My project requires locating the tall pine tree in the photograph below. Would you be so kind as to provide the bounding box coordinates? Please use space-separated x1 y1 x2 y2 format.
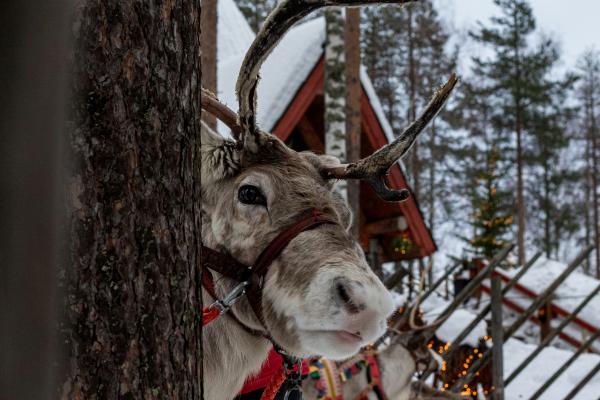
577 49 600 277
234 0 277 32
470 0 566 265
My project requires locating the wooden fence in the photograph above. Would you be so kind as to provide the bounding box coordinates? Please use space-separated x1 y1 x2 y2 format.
396 244 600 399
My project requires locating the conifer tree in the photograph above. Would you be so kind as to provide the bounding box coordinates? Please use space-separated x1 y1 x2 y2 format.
528 66 578 258
470 0 565 265
577 49 600 277
233 0 277 32
467 146 514 259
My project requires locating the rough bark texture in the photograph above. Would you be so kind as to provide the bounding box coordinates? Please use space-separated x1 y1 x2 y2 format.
60 1 202 398
345 8 361 239
201 0 218 130
325 9 348 201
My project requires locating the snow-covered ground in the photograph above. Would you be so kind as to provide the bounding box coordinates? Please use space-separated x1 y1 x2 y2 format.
504 338 600 400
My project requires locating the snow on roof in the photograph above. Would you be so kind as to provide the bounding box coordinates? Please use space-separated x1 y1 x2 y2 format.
217 0 254 63
501 256 600 329
215 0 396 143
504 338 600 400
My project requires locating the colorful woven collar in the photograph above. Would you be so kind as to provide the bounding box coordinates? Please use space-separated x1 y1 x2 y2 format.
307 351 387 400
308 358 343 400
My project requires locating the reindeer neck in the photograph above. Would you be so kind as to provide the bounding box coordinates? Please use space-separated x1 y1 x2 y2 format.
375 345 415 400
202 286 272 400
201 211 273 400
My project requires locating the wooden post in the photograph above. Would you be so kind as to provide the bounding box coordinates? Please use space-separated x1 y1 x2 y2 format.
450 246 594 392
529 327 600 400
538 298 553 341
201 0 218 130
0 2 68 398
384 263 408 290
345 7 361 239
491 276 505 400
505 282 600 386
561 360 600 400
369 237 382 278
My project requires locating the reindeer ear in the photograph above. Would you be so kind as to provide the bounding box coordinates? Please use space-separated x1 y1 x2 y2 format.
302 152 342 190
201 121 241 183
302 152 354 231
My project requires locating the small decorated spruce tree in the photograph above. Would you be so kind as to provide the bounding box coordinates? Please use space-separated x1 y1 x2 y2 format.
467 145 513 259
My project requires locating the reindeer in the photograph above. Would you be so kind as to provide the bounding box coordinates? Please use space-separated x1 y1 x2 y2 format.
200 1 458 399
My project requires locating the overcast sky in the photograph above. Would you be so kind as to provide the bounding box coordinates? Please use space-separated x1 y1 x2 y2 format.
435 0 600 73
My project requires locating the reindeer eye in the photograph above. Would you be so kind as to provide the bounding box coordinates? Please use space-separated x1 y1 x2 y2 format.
238 185 266 206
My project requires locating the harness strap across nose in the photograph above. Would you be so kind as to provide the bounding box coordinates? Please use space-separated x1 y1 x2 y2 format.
201 209 337 333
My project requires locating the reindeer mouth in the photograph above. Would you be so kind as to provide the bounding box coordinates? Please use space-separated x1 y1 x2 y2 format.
307 329 364 344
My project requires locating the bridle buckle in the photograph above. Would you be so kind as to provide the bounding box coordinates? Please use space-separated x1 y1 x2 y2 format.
208 281 250 315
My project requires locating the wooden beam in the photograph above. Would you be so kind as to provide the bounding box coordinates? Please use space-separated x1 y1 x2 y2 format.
345 7 361 239
201 0 218 130
296 116 324 153
491 276 505 400
365 216 408 236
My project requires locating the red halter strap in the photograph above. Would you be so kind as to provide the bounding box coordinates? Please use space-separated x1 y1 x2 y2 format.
201 209 337 331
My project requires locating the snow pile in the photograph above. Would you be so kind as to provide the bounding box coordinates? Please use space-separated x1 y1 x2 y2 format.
504 338 600 399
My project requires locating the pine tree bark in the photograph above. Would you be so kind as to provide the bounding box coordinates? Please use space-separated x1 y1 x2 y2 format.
60 1 202 398
201 0 218 130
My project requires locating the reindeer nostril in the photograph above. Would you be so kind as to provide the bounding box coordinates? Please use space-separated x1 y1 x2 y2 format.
336 282 360 314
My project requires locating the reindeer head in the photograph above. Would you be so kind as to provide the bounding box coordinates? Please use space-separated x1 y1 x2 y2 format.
201 0 457 360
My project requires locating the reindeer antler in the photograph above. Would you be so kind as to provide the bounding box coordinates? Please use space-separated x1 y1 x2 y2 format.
321 73 458 201
235 0 417 147
202 0 458 203
201 88 242 140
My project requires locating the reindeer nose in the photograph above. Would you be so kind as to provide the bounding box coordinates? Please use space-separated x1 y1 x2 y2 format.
334 279 363 314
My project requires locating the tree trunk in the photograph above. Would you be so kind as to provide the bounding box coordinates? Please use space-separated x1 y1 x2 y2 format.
201 0 218 130
543 161 551 257
345 8 361 239
516 120 526 265
589 92 600 278
325 9 348 201
60 1 202 398
584 137 592 274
